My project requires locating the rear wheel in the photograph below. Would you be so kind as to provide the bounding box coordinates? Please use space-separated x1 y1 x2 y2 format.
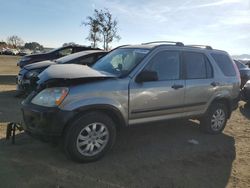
64 112 116 163
200 103 228 134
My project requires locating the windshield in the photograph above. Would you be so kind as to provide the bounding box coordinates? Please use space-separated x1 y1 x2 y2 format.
92 48 150 77
48 46 63 53
55 51 91 64
55 52 83 64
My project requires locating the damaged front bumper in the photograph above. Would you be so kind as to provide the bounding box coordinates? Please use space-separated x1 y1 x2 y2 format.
21 99 75 138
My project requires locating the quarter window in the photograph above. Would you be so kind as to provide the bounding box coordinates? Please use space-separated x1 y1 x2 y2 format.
146 51 180 81
211 53 236 76
205 58 213 78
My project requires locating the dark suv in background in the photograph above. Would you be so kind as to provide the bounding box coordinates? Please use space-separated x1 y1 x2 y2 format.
234 60 250 102
234 60 250 88
17 44 99 68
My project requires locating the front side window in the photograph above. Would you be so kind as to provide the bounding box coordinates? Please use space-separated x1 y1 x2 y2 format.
92 48 150 77
146 51 180 81
183 52 211 79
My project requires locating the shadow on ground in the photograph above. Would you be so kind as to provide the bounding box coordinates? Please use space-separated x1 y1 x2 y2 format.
0 120 235 188
239 102 250 120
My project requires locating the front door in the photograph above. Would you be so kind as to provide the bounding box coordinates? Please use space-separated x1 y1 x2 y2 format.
129 50 185 124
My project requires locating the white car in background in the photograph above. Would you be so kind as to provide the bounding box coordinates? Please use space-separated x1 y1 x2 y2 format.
18 49 32 56
0 48 7 55
4 48 19 55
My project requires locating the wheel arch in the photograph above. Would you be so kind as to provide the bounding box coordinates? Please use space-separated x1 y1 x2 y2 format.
62 104 127 137
210 97 232 118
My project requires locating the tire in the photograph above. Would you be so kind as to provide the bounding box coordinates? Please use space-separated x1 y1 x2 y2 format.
64 112 116 163
200 103 228 134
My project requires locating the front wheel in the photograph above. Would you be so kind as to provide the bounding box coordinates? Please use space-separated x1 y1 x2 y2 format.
200 103 228 134
64 112 116 163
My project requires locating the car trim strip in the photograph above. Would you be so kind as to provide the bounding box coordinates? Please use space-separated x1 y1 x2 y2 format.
131 102 206 114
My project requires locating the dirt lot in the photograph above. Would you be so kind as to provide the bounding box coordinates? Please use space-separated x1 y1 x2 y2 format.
0 55 20 74
0 56 250 188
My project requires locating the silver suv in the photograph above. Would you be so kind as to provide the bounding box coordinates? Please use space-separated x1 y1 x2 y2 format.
22 41 241 162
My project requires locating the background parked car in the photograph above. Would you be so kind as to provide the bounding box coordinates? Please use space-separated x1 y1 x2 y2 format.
242 80 250 104
234 60 250 103
246 61 250 68
234 60 250 88
0 48 4 55
3 48 19 55
17 44 100 68
18 49 32 56
16 50 107 96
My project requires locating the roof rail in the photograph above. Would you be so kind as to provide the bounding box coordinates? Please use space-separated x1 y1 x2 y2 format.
186 45 213 50
142 41 184 46
109 44 130 51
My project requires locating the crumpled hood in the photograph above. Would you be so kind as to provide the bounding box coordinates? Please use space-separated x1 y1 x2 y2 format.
38 64 116 84
24 60 56 70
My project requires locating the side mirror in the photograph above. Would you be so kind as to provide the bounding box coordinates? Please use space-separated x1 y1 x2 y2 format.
135 70 158 83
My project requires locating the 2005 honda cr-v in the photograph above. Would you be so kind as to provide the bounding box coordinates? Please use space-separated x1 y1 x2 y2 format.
22 41 240 162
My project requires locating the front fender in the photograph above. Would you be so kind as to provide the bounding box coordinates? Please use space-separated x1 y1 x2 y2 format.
59 97 128 126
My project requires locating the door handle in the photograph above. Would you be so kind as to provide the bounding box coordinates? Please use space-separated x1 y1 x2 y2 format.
211 81 220 87
171 84 184 89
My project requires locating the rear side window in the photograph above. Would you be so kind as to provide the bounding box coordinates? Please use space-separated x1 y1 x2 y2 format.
183 52 213 79
211 53 236 76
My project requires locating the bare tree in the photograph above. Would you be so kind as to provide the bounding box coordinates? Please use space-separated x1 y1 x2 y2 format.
7 35 24 48
82 11 102 48
96 9 121 50
83 9 121 50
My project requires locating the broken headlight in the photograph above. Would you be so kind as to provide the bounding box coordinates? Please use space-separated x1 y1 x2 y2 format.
31 87 69 107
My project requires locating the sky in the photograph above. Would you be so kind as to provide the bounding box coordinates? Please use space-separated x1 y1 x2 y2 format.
0 0 249 55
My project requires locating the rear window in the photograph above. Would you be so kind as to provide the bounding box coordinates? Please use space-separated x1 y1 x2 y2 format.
211 53 236 76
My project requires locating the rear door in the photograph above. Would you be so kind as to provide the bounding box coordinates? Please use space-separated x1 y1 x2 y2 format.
183 51 214 113
129 50 185 123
